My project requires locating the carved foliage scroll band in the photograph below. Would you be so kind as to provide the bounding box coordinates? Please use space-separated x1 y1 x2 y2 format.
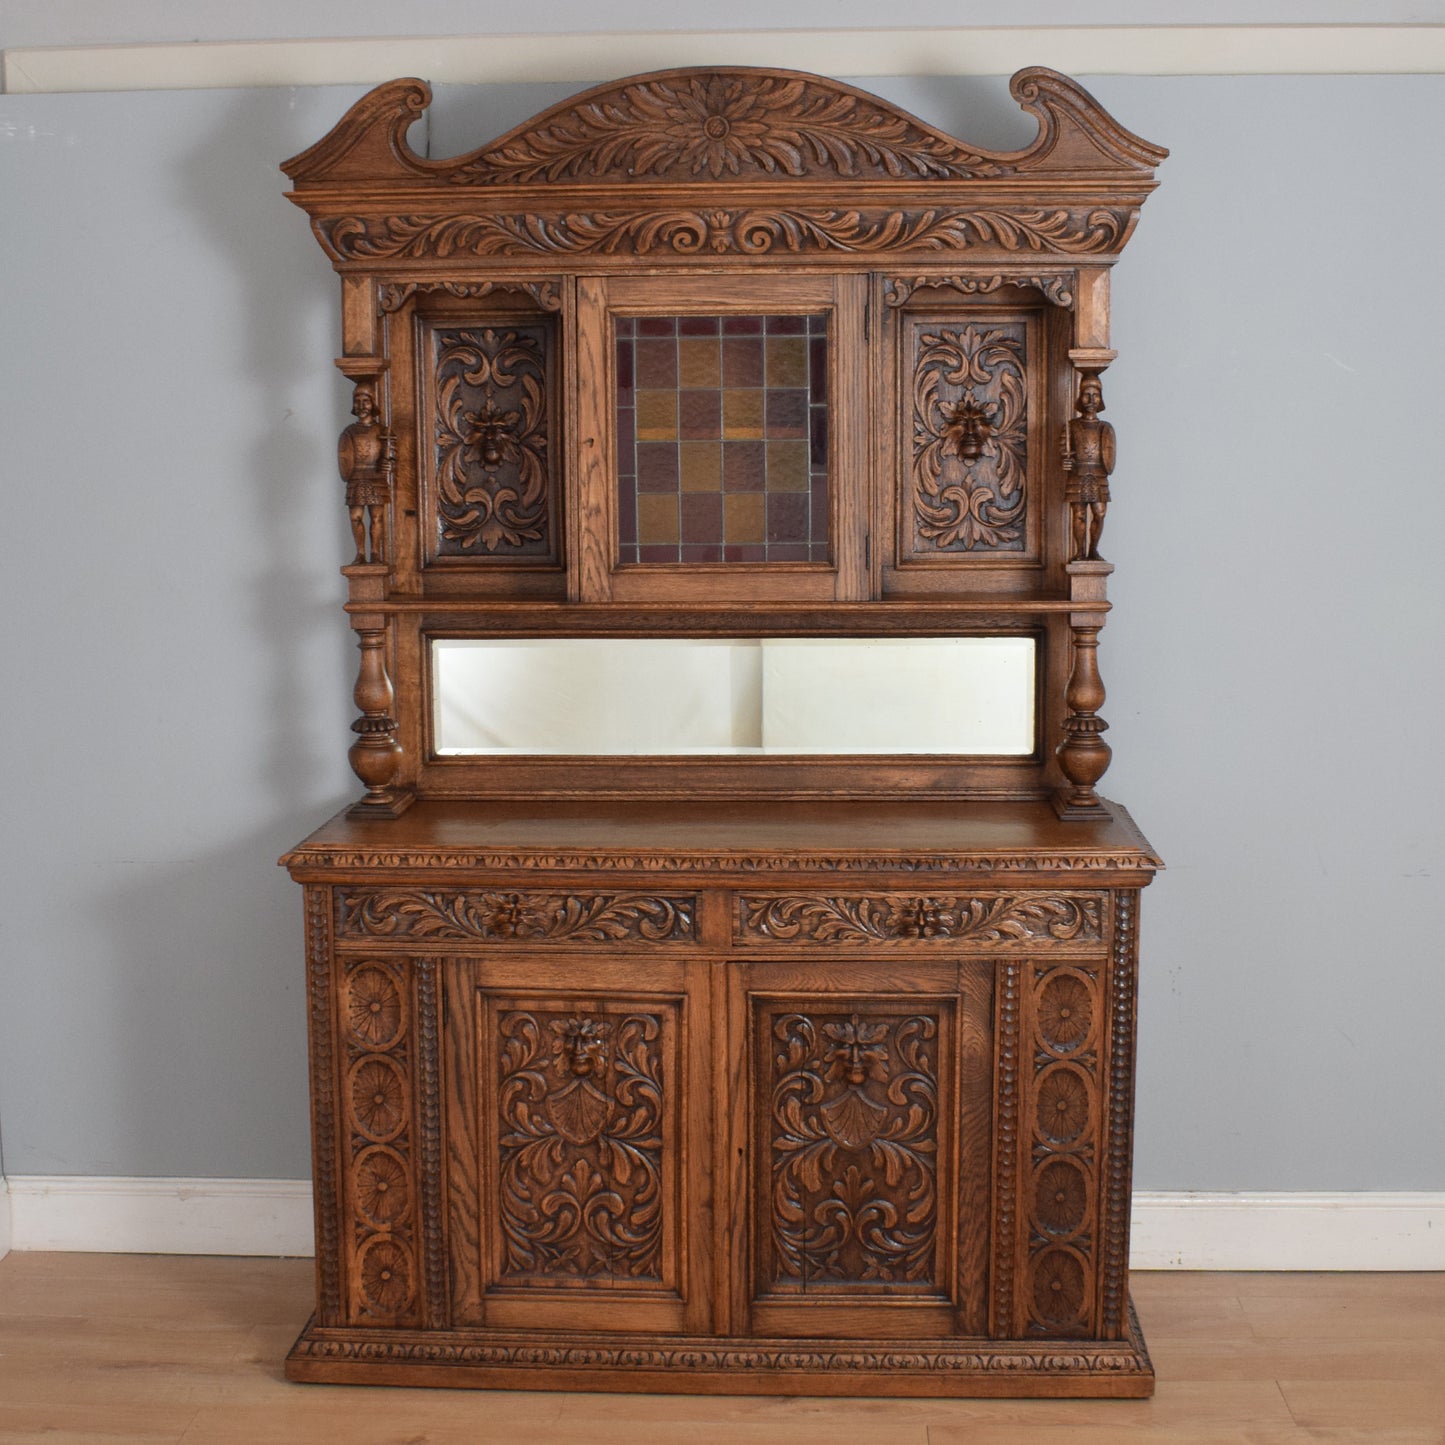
433 324 555 559
911 321 1028 553
493 1004 670 1285
320 207 1130 261
338 889 695 944
739 893 1102 947
763 1004 946 1293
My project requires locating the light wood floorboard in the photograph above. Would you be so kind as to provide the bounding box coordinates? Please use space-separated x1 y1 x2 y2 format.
0 1255 1441 1443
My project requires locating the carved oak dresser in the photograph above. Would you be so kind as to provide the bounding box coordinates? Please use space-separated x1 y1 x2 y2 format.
280 66 1167 1396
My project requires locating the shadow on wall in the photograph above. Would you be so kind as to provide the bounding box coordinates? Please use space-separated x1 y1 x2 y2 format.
174 85 361 809
85 88 368 1179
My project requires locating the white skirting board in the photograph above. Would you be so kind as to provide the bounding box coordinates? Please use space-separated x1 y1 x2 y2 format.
2 1177 1444 1269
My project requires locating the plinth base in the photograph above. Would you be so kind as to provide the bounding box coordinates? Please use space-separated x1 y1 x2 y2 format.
286 1299 1154 1398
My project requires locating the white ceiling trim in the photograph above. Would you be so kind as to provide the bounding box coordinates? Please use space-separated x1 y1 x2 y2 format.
4 25 1445 93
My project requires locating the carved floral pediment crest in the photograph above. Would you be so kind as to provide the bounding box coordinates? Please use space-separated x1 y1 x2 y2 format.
282 66 1168 192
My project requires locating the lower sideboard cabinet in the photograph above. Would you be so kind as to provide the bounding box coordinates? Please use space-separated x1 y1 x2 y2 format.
282 799 1159 1396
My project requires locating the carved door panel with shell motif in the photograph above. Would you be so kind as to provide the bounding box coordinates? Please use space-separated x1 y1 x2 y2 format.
732 960 993 1340
447 955 713 1336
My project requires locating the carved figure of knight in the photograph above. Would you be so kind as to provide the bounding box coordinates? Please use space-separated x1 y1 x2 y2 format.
1063 373 1115 561
338 382 394 563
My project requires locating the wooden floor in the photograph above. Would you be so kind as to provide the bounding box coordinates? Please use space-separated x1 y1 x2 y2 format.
0 1255 1441 1443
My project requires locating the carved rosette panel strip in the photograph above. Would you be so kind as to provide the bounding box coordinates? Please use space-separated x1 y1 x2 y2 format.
490 1001 674 1287
340 958 420 1325
760 1003 949 1294
1023 962 1104 1338
909 320 1028 554
738 893 1102 947
320 206 1130 262
432 324 557 560
338 889 695 944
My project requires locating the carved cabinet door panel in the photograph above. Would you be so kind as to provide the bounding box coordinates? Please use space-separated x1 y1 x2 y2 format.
728 958 993 1340
445 954 713 1336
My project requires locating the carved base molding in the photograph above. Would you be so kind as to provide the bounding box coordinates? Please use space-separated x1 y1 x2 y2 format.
285 1302 1154 1397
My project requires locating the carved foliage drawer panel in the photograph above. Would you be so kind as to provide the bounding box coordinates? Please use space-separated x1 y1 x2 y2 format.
735 891 1105 949
336 887 697 947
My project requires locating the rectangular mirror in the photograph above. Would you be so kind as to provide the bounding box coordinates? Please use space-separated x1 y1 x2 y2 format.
433 637 1034 756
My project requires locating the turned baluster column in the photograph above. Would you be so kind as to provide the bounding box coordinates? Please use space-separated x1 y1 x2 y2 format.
1054 578 1112 818
346 620 405 812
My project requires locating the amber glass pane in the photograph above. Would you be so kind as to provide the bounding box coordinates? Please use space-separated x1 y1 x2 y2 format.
616 315 828 564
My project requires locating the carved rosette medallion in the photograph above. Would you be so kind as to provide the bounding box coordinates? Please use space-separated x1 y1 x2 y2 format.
739 893 1102 946
338 889 695 944
493 1006 670 1285
340 958 420 1324
763 1007 945 1291
1025 963 1104 1336
451 73 1011 185
910 321 1028 553
433 325 555 559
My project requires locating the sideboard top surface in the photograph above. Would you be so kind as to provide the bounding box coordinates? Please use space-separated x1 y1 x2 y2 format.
281 796 1160 878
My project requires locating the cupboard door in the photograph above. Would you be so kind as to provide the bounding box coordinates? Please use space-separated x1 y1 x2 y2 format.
729 959 993 1339
447 954 712 1335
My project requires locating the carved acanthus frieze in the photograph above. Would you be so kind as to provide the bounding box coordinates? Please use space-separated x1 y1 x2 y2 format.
448 73 1012 185
379 279 562 312
886 273 1075 308
495 1009 667 1282
434 326 552 557
320 206 1130 261
739 893 1102 946
911 322 1028 552
766 1010 941 1289
338 889 695 943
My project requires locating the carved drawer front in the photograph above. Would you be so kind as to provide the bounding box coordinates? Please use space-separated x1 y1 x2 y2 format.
738 960 991 1340
335 888 697 946
736 892 1104 949
452 960 709 1336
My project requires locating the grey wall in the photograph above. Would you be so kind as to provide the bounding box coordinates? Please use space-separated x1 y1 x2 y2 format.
2 70 1442 1187
6 2 1445 52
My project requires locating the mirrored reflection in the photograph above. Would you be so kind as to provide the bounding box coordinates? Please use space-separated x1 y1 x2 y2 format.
433 637 1034 756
